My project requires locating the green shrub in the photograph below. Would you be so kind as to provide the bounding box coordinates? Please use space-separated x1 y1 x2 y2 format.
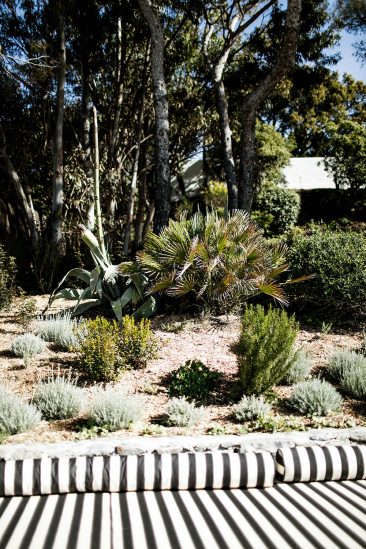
0 245 17 310
119 315 157 368
138 210 289 314
287 230 366 317
168 360 220 401
252 183 300 236
88 390 142 431
234 395 272 421
0 388 41 434
282 350 312 385
235 305 299 395
10 333 46 366
76 317 123 382
35 312 77 350
166 397 204 427
33 372 83 420
14 297 37 330
290 379 343 416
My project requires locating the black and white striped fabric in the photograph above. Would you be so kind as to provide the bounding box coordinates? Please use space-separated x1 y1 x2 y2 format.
276 445 366 483
1 480 366 548
0 451 275 496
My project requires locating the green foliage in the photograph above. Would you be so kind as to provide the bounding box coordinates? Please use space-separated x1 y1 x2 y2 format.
47 225 156 321
88 390 143 431
324 120 366 190
139 210 290 314
252 183 300 236
282 350 312 385
0 388 41 434
234 395 272 421
76 317 123 382
166 397 204 427
33 372 83 420
287 230 366 317
10 333 46 365
35 312 77 350
169 359 220 402
255 122 292 186
0 245 17 310
290 379 343 416
204 180 227 214
14 297 37 330
236 305 299 395
119 315 157 369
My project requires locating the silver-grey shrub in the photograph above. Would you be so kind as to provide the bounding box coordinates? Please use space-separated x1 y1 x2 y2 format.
234 395 272 421
290 379 343 416
35 313 77 350
340 363 366 399
33 372 83 420
166 397 204 427
11 333 45 364
89 390 142 431
283 350 312 385
328 349 366 382
0 388 41 434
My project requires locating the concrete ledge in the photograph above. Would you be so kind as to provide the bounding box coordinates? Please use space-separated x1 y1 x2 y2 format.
0 428 365 461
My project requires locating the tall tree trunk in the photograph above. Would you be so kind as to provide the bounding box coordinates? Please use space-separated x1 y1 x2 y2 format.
0 125 39 248
51 3 66 248
238 0 302 211
213 62 238 211
138 0 171 234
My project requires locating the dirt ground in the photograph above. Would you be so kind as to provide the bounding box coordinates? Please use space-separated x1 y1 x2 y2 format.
0 296 365 445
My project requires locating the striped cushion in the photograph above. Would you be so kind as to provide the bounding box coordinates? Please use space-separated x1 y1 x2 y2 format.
276 445 366 483
0 451 275 496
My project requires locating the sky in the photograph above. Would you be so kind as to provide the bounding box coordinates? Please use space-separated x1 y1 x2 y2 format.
336 30 365 82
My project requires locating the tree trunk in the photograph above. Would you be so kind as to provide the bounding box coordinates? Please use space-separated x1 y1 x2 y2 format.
238 108 256 211
213 63 238 211
51 4 66 248
138 0 171 234
238 0 302 211
0 126 39 248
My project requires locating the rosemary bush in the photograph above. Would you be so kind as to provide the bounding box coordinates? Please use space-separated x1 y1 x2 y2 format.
236 304 299 395
234 395 272 421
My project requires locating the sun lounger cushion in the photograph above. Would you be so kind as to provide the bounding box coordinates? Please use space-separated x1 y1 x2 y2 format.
0 451 275 496
275 445 366 483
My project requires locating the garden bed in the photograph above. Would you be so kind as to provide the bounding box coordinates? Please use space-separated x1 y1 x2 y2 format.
0 295 365 446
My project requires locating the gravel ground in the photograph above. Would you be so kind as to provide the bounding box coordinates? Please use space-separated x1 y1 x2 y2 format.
0 296 365 445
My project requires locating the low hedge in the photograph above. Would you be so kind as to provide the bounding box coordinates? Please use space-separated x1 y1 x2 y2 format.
287 229 366 318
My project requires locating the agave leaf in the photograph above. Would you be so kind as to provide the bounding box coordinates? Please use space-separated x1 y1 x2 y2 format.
45 268 91 312
131 287 141 305
90 267 101 295
132 296 156 320
110 297 124 321
72 299 103 317
128 272 144 298
79 224 110 269
50 288 85 302
120 286 134 308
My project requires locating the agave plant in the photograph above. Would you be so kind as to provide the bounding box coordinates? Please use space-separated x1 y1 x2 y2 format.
138 210 292 313
45 225 155 320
